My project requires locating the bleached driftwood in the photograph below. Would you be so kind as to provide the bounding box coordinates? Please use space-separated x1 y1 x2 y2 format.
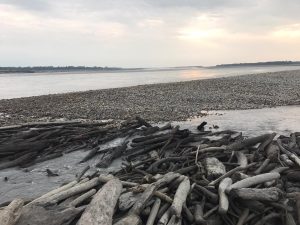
170 177 190 217
113 214 141 225
218 178 232 214
227 172 280 192
77 179 122 225
43 177 100 205
146 198 161 225
231 187 282 201
0 199 24 225
16 204 85 225
69 189 96 207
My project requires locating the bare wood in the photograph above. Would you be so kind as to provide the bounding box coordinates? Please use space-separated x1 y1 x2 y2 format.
16 204 85 225
170 177 190 217
277 139 300 167
208 162 256 186
226 134 271 151
194 203 206 225
193 184 218 203
218 178 232 214
146 198 161 225
231 187 282 201
0 199 23 225
41 177 100 205
113 214 141 225
69 189 96 207
227 172 280 192
30 180 78 204
235 152 248 167
237 208 249 225
158 207 171 225
77 179 122 225
99 174 173 203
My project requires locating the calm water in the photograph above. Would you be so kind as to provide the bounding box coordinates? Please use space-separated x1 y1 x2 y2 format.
1 65 300 99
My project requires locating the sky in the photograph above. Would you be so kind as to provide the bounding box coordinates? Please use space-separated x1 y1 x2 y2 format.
0 0 300 67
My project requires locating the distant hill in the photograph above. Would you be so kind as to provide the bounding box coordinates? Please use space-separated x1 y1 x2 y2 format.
213 61 300 68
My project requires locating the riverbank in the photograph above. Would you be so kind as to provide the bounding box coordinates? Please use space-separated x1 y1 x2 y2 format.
0 70 300 126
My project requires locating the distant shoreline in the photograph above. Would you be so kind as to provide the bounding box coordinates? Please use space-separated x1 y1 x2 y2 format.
0 69 299 126
1 61 300 74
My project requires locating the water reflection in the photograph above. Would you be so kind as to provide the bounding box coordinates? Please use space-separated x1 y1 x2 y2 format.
176 105 300 136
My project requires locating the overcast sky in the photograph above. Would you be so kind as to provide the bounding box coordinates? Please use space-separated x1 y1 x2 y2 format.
1 0 300 67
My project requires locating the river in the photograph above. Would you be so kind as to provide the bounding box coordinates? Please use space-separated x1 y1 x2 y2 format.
1 65 300 99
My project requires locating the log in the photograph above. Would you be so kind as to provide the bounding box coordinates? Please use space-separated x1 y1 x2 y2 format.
226 134 271 151
218 178 232 214
146 198 161 225
113 214 141 225
227 172 280 192
69 189 96 207
16 204 85 225
39 177 100 205
0 152 37 170
0 199 23 225
208 162 256 186
194 203 206 225
170 177 190 217
30 180 78 204
158 207 171 225
277 139 300 167
231 187 282 201
77 179 122 225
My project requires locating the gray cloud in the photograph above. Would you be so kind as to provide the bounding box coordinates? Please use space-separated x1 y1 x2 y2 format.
0 0 300 67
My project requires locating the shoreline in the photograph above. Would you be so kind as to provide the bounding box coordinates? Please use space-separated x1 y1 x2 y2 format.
0 70 300 126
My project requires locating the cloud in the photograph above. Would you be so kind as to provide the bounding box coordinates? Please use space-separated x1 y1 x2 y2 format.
0 0 300 66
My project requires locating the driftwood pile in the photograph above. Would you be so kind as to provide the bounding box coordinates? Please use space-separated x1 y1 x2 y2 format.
1 117 300 225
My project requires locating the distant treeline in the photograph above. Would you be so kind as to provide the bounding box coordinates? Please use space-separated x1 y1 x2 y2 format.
214 61 300 68
0 66 122 74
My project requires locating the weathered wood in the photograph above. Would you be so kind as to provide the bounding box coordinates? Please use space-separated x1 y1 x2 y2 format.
69 189 96 207
231 187 282 201
77 179 122 225
113 214 141 225
194 203 206 225
146 198 161 225
218 178 232 214
16 204 85 225
227 172 280 192
0 199 23 225
208 162 256 186
30 180 78 205
170 177 190 217
226 134 271 151
40 177 100 205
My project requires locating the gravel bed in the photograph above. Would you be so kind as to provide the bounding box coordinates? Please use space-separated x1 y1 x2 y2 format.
0 70 300 126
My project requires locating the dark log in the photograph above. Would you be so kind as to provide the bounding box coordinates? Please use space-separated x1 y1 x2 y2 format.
0 152 37 170
226 133 271 151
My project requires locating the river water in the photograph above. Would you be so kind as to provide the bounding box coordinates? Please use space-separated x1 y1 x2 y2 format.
1 65 300 99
